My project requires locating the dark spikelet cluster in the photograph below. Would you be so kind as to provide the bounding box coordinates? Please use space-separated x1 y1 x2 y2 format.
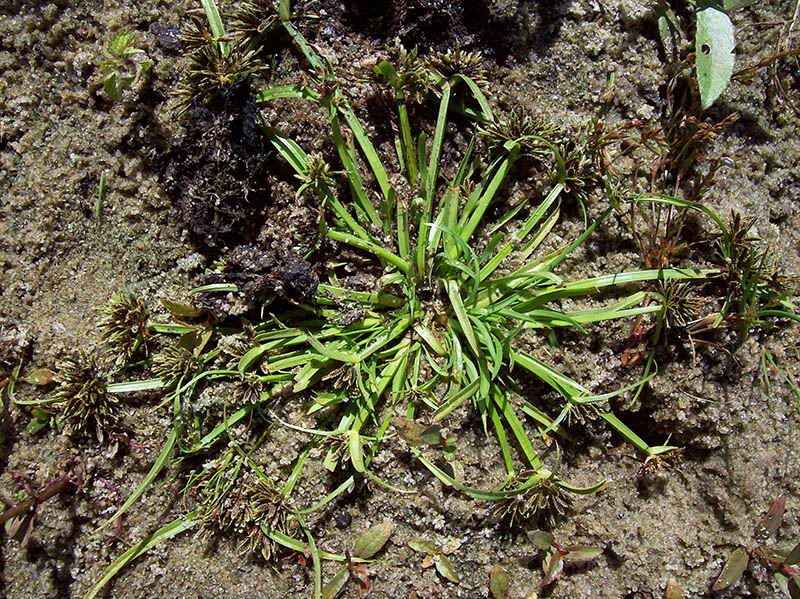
176 13 267 115
152 345 199 386
193 461 297 562
238 478 297 560
494 475 571 527
428 44 487 88
479 107 560 157
295 151 335 199
376 43 430 103
52 352 119 441
660 281 702 331
98 291 149 365
229 0 281 43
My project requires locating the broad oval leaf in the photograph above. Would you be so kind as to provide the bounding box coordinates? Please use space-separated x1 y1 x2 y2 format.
348 431 365 473
161 298 205 319
755 494 785 538
435 553 460 583
784 541 800 567
392 416 427 446
408 540 438 555
722 0 758 10
420 424 445 446
527 530 555 551
489 564 510 599
353 521 394 559
712 546 748 591
695 4 735 109
563 545 603 563
789 576 800 599
25 368 55 386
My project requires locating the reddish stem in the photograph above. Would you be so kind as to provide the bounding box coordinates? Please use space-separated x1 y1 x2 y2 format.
0 477 73 525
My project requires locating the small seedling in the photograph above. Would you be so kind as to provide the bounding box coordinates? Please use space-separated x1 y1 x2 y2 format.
408 538 461 583
527 529 603 589
100 31 152 101
322 521 394 598
1 476 75 547
666 577 684 599
392 416 458 460
712 495 800 595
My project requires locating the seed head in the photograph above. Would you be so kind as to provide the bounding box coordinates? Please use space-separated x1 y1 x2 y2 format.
52 351 119 441
152 345 199 386
98 291 149 365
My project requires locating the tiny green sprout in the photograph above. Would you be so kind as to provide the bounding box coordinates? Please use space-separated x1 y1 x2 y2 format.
98 290 150 365
100 31 152 101
408 538 461 583
712 494 800 594
26 407 53 435
51 351 120 441
526 529 603 589
322 521 394 598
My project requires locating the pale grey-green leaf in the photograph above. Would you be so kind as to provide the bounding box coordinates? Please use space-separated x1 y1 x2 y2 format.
696 6 735 109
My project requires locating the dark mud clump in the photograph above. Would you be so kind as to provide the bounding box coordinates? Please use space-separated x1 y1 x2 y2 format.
337 0 567 57
161 80 272 251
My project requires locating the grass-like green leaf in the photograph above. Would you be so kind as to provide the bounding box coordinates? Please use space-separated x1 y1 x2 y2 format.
84 511 199 599
353 521 394 559
712 546 748 591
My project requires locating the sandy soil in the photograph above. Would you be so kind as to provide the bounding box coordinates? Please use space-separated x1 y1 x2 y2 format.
1 1 799 598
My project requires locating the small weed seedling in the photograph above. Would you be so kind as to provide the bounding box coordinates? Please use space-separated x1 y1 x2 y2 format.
100 31 152 101
488 564 511 599
1 476 75 547
321 521 394 599
712 495 800 595
527 529 603 589
408 538 461 583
